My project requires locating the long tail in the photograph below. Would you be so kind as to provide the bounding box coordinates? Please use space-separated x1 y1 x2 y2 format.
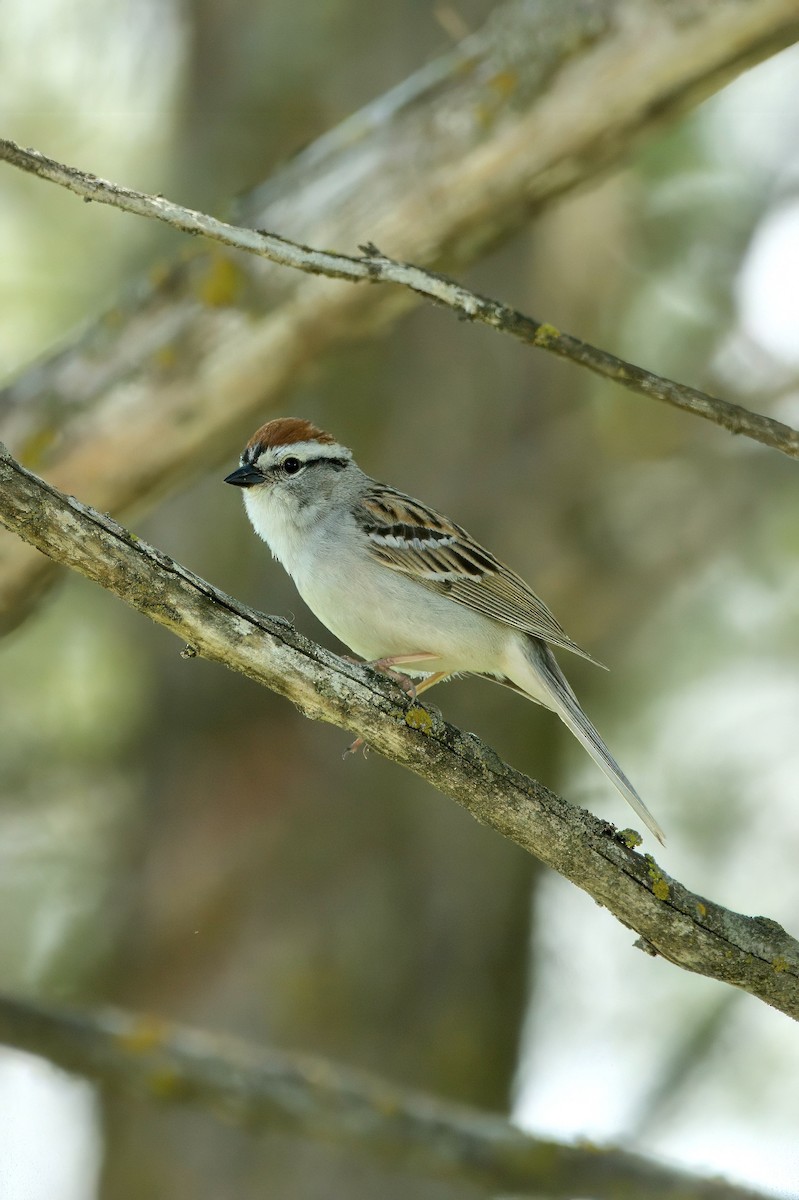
508 639 666 846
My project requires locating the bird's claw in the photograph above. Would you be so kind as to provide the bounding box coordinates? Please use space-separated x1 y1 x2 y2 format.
343 736 369 759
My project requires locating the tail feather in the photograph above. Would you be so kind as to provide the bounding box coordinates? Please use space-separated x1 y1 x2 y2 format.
512 640 666 846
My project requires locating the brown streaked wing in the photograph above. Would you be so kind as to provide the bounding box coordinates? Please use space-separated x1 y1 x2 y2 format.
358 487 599 663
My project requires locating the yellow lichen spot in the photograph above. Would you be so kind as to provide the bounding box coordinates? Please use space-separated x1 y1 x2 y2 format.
488 69 518 98
405 706 433 734
645 855 670 902
152 344 179 372
535 323 560 346
619 828 642 849
148 1068 183 1099
772 956 789 974
696 902 707 918
197 254 245 307
117 1015 169 1055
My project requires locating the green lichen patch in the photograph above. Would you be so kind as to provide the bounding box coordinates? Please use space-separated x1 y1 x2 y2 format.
148 1067 184 1100
645 855 670 902
117 1015 169 1055
619 827 642 849
534 322 560 346
197 253 245 307
405 706 433 734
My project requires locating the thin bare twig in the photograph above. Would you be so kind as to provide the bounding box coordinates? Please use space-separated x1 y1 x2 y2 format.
1 442 798 1019
0 992 775 1200
2 137 797 461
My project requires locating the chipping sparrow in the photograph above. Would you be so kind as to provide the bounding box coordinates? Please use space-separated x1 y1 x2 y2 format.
225 417 665 845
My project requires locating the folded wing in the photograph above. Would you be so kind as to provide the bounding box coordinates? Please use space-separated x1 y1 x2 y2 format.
358 486 600 664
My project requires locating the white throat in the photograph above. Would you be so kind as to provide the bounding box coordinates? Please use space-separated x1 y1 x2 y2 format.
242 486 307 573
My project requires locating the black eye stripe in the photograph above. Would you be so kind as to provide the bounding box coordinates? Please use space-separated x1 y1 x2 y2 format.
243 451 351 474
278 455 349 472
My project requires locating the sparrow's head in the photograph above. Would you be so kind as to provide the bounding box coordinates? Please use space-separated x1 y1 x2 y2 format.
225 419 357 546
225 418 352 492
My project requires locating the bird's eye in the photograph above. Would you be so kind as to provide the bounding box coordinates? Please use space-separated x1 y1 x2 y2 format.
282 457 302 475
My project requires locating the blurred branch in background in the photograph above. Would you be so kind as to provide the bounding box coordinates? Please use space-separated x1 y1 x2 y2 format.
0 992 774 1200
2 443 799 1020
3 139 796 459
628 990 744 1141
1 0 798 633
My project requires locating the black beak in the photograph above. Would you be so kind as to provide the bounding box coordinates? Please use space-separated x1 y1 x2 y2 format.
225 465 264 488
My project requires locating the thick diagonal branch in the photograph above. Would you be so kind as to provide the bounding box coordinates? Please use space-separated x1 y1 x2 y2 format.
0 992 773 1200
2 0 798 631
1 443 798 1019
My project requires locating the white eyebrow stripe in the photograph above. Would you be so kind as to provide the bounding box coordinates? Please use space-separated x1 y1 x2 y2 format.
257 441 352 466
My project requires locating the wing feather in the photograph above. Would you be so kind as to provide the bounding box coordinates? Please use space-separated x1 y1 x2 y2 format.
357 487 600 664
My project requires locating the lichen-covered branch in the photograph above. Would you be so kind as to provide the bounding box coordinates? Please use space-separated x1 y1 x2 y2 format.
0 993 775 1200
2 443 798 1019
3 139 796 464
1 0 798 632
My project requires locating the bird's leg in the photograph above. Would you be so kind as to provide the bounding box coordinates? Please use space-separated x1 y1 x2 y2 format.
341 651 441 700
343 654 448 757
411 671 450 697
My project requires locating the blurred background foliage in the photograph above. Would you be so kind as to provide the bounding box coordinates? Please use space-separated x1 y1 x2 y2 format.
1 1 798 1197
